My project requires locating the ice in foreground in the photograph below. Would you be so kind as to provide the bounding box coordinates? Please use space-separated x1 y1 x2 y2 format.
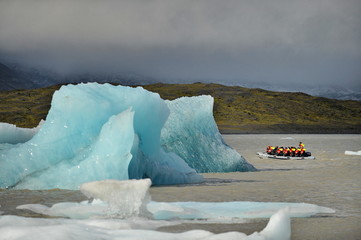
0 211 289 240
1 179 335 240
0 83 255 189
0 210 290 240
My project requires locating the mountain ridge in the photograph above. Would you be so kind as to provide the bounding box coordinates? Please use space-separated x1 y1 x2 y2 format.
1 62 360 101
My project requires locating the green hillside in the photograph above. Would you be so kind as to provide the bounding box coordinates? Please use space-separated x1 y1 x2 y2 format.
1 82 360 133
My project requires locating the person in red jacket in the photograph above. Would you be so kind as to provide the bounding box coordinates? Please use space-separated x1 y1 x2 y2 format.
283 147 291 156
277 146 284 156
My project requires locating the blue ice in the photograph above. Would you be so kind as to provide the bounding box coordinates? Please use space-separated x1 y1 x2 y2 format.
162 96 255 172
0 83 255 189
0 121 44 144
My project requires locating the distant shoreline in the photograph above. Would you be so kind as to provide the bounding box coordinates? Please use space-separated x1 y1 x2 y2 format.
220 129 361 134
218 125 361 134
1 82 360 134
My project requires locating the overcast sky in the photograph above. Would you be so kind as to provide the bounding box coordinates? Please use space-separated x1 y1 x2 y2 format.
0 0 360 88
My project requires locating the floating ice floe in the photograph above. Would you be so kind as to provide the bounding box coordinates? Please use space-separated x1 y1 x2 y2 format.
280 137 294 140
2 179 334 240
0 209 291 240
0 83 255 189
344 150 361 155
17 179 334 221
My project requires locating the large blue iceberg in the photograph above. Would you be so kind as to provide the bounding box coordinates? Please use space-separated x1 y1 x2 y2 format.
0 83 255 189
162 96 254 172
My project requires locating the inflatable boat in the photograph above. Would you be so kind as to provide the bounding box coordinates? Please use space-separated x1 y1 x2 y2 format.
257 152 315 160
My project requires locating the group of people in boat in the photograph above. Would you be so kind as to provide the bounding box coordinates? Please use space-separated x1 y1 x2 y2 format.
266 142 311 157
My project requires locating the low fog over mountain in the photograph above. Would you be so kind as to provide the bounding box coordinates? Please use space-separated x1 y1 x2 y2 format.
1 1 360 100
1 62 360 101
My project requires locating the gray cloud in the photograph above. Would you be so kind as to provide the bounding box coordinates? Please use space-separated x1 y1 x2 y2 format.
0 0 360 87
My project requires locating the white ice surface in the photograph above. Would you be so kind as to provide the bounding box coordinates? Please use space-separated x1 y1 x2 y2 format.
1 179 335 240
15 179 334 220
17 200 334 221
0 209 290 240
345 150 361 155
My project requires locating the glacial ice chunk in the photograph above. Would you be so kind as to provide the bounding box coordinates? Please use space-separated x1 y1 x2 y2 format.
162 96 256 172
0 120 44 144
17 179 335 221
0 210 291 240
0 83 254 189
15 109 136 189
345 150 361 155
252 208 291 240
80 179 152 218
148 201 335 220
